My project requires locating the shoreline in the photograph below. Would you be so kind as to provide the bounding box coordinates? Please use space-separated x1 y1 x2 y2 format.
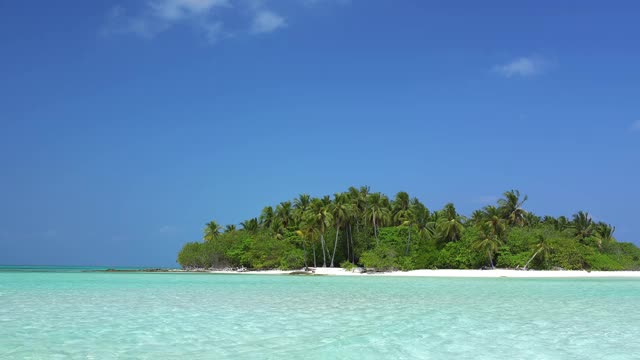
91 267 640 278
204 268 640 278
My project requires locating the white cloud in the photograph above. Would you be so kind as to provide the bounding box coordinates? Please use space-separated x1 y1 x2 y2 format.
631 120 640 131
150 0 229 21
103 0 230 41
200 20 225 43
302 0 351 6
251 10 286 34
493 56 548 78
103 0 340 43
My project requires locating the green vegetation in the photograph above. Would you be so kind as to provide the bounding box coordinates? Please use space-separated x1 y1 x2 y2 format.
177 187 640 271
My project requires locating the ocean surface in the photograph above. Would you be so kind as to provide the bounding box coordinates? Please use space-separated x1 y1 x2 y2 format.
1 267 639 359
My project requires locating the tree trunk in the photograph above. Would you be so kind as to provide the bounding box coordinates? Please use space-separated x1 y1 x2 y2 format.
331 226 340 267
302 240 308 268
320 234 327 267
405 226 411 256
312 246 317 267
345 224 350 263
489 251 495 269
349 223 355 263
373 213 378 244
523 249 541 270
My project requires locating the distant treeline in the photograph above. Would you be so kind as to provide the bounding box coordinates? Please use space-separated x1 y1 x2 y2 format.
177 187 640 271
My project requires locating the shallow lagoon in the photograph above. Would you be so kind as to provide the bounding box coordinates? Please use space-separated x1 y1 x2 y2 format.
1 270 639 359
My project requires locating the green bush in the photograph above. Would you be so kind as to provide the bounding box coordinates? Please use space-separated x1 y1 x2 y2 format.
279 248 305 270
360 245 399 271
585 253 624 271
434 230 485 269
177 241 232 269
601 242 640 270
397 256 415 271
378 227 410 254
177 242 205 268
340 261 357 271
547 239 587 270
410 239 439 269
504 227 538 254
496 251 530 269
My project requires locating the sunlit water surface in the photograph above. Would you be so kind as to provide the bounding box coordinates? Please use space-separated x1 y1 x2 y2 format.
1 268 639 359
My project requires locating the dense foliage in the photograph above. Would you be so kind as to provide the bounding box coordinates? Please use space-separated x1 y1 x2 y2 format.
178 187 640 271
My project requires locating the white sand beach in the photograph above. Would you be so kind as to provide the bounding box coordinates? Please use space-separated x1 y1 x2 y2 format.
208 268 640 278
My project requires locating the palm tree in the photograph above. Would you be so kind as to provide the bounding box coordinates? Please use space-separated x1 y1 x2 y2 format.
321 195 332 207
293 194 311 227
295 229 311 268
297 215 321 268
347 186 361 205
498 190 528 226
393 191 416 256
542 215 557 227
203 220 222 242
270 218 285 240
427 211 440 238
572 211 594 241
224 224 236 233
305 199 333 267
353 186 370 230
412 199 433 243
525 212 541 226
596 222 616 242
365 192 391 242
523 235 550 270
555 216 570 231
473 223 504 269
392 191 411 226
330 193 353 267
411 197 427 226
350 186 369 224
470 210 486 225
346 187 365 263
240 218 259 234
398 213 414 255
483 206 506 239
436 203 464 243
259 206 275 229
358 185 371 204
275 201 293 229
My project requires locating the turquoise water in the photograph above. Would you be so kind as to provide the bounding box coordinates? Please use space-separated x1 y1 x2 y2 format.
1 269 639 359
0 265 154 273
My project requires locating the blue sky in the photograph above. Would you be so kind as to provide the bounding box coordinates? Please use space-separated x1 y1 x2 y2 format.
1 0 639 266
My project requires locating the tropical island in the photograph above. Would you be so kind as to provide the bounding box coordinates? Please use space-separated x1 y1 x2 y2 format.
177 187 640 272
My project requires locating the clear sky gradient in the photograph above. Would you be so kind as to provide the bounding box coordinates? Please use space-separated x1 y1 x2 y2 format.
1 0 639 266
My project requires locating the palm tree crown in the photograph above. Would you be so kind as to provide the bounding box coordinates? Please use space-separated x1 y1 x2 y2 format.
240 218 259 233
203 220 222 242
365 192 391 240
572 211 594 240
392 191 411 226
498 190 528 226
276 201 293 229
473 222 504 269
259 206 275 229
436 203 464 243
